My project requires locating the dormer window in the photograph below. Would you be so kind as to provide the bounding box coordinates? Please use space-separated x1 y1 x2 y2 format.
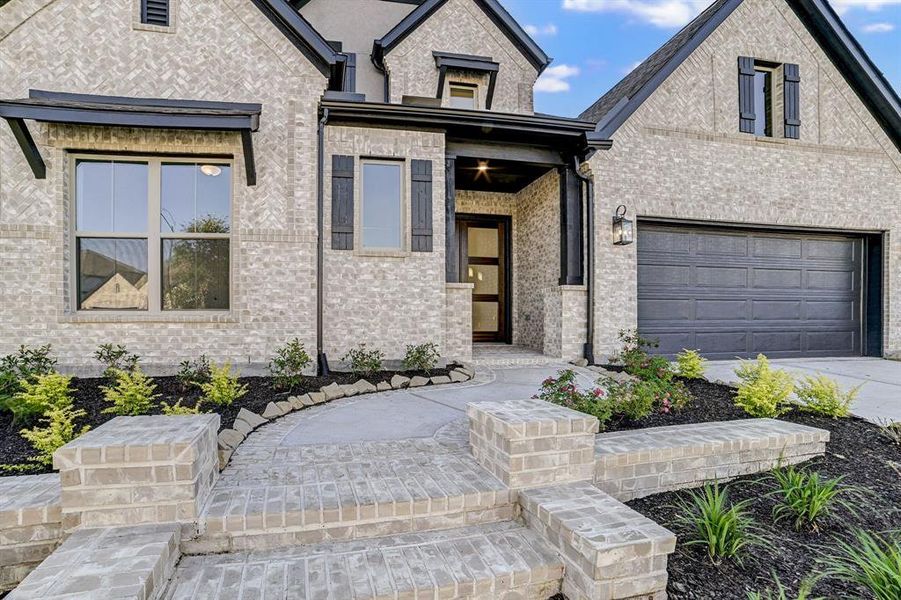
448 84 478 110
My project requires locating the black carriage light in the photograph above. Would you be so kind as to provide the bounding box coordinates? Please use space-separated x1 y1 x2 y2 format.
612 204 634 245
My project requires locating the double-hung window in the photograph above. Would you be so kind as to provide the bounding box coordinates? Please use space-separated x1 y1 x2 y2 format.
74 157 231 312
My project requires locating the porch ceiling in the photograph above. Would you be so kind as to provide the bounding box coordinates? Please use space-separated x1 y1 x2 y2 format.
455 156 553 193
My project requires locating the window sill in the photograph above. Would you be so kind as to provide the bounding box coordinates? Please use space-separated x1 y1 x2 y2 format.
60 311 237 324
353 248 411 259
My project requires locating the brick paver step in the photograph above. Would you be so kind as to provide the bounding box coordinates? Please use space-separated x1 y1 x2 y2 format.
0 474 63 592
189 437 514 553
166 522 563 599
8 523 180 600
594 418 830 500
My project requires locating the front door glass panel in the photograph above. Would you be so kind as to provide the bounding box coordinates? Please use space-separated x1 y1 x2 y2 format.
462 222 506 341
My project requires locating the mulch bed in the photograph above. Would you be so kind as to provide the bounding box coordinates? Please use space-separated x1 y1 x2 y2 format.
603 374 901 599
1 368 452 477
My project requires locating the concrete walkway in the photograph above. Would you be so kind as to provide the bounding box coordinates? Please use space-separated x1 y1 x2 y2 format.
278 363 592 446
705 357 901 423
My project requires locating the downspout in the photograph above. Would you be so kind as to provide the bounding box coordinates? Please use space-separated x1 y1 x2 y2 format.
317 107 330 376
573 156 595 365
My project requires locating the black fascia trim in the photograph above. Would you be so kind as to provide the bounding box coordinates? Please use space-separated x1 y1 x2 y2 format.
249 0 341 77
594 0 741 139
29 90 262 113
374 0 549 73
790 0 901 151
433 51 499 73
0 101 260 132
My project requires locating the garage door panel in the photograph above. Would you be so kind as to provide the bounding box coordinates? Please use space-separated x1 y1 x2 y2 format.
637 223 862 359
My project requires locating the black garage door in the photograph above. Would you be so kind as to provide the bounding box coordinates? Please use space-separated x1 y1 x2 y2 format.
637 223 864 359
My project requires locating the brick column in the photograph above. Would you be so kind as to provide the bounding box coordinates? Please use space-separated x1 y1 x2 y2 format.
53 415 219 530
467 399 598 489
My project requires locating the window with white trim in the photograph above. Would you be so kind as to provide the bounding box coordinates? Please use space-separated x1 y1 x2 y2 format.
360 160 403 250
448 84 478 109
74 156 232 312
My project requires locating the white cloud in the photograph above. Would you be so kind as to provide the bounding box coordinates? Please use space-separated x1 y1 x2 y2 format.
561 0 713 28
861 21 896 31
831 0 901 14
535 64 581 93
524 23 559 37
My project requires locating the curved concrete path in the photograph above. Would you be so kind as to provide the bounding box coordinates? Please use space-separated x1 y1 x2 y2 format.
278 364 595 446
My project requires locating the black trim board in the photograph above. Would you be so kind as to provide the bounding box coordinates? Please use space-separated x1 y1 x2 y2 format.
581 0 901 151
373 0 550 73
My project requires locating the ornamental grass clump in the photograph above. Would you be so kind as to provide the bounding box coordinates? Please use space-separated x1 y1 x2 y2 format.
675 349 707 379
535 369 612 428
820 530 901 600
770 464 855 532
747 574 823 600
199 363 247 407
674 481 762 565
734 354 794 418
101 368 159 416
794 375 858 418
342 343 384 378
877 419 901 446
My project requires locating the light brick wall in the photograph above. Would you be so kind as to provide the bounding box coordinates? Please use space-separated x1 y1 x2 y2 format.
544 285 587 360
444 283 473 361
323 126 447 361
587 0 901 359
0 0 327 371
383 0 537 114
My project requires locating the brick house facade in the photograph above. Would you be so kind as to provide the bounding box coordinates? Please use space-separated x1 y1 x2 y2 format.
0 0 899 372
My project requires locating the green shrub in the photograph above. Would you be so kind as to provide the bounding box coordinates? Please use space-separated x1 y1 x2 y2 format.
161 399 202 415
269 338 312 390
0 344 56 417
611 329 660 375
402 342 440 374
747 574 822 600
8 372 73 425
101 368 159 416
176 355 211 390
770 465 854 531
602 376 692 421
342 343 384 377
199 363 247 407
536 369 613 428
820 530 901 600
19 402 90 466
675 349 707 379
675 481 761 565
734 354 793 418
93 344 139 378
877 419 901 446
794 375 858 418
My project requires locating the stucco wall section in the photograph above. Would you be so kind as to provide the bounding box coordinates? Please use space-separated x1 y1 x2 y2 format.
323 126 446 361
0 0 326 371
383 0 537 114
587 0 901 360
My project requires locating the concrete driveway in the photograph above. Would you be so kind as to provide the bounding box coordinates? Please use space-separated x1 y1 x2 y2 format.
705 357 901 423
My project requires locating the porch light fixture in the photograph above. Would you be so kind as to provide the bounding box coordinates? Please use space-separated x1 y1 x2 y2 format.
612 204 634 245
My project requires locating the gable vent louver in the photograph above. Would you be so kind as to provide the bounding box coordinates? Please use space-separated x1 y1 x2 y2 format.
141 0 170 26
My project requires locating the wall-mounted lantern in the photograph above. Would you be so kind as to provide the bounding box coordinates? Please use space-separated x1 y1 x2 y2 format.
612 204 634 245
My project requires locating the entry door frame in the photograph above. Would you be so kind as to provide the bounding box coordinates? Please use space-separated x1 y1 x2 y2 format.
456 213 513 344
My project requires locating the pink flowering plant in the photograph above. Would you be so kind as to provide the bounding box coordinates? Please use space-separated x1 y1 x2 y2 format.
534 369 613 428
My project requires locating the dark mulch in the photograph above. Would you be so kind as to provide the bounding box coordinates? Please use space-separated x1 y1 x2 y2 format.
602 375 901 599
1 368 452 477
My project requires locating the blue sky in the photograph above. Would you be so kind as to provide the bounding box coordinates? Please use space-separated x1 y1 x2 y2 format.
501 0 901 117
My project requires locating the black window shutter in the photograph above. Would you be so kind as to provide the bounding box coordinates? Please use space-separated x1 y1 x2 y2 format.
331 155 354 250
784 63 800 139
141 0 169 26
411 160 433 252
343 54 357 93
738 56 756 134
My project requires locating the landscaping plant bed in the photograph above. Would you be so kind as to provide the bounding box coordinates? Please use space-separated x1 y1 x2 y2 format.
1 368 452 477
617 377 901 599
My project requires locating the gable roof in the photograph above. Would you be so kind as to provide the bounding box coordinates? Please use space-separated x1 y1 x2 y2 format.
579 0 901 151
372 0 551 73
249 0 345 79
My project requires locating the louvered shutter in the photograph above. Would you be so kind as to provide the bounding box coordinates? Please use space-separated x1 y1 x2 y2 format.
141 0 169 26
411 160 433 252
738 56 756 134
784 63 800 139
331 155 354 250
343 54 357 93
